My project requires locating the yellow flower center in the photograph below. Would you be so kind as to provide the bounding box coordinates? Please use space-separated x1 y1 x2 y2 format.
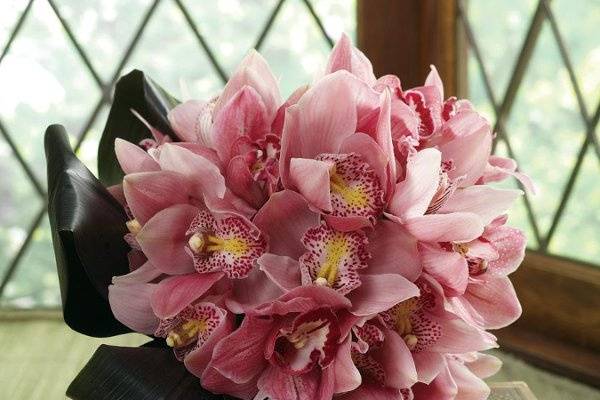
166 318 208 348
188 233 250 256
315 233 349 287
329 167 369 208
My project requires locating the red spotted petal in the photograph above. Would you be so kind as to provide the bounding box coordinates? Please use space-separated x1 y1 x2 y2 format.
299 224 369 295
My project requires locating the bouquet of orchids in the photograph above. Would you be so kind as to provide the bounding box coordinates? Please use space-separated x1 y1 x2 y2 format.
46 34 533 400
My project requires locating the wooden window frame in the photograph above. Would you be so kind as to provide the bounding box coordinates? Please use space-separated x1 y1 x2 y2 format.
357 0 600 387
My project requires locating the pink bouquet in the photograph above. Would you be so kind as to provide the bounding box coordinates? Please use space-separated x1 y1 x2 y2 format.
50 34 532 400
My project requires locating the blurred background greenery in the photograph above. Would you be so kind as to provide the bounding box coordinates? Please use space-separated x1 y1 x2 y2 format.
0 0 598 308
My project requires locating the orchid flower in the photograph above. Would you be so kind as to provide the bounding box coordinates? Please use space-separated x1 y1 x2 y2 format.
205 286 358 400
253 190 420 316
280 71 398 231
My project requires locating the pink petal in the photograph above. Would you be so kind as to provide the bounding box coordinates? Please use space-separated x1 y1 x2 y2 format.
150 272 224 319
325 33 376 85
375 90 397 187
440 109 487 142
464 353 502 379
167 100 214 146
226 155 266 209
136 204 197 274
112 261 161 285
185 311 235 378
367 220 421 281
373 329 418 389
114 138 159 174
447 358 490 400
484 225 526 276
158 143 226 200
108 281 158 334
201 366 259 400
480 155 537 194
211 315 272 383
280 72 358 186
340 132 389 195
438 115 492 187
253 190 321 259
258 253 302 291
172 142 223 170
256 365 317 400
324 215 372 232
404 212 484 243
429 314 497 353
388 148 441 220
253 285 351 317
289 157 333 212
349 274 419 317
226 267 284 314
420 243 469 296
214 50 281 121
457 276 521 329
413 351 445 384
425 65 444 100
439 186 522 226
412 361 457 400
333 336 362 393
272 85 309 136
123 170 192 224
213 85 269 162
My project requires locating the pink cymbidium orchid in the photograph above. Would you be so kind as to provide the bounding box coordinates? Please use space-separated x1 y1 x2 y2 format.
388 147 521 244
280 71 398 231
253 190 420 317
446 216 526 329
341 275 495 399
205 286 358 400
167 51 290 209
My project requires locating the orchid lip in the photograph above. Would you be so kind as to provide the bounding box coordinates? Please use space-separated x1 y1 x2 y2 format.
166 318 208 348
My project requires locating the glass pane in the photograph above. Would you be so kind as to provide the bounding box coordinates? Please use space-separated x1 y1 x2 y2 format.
260 0 333 98
552 0 600 111
549 148 600 264
467 0 537 98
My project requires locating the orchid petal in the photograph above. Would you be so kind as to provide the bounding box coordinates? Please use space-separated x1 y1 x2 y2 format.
167 99 213 146
108 281 158 334
253 190 321 259
420 243 469 296
150 272 224 319
158 143 226 200
136 204 197 274
374 329 418 389
213 85 270 162
114 138 159 174
367 220 421 281
333 336 362 393
289 157 333 212
258 254 302 291
389 148 441 220
439 186 522 226
349 274 419 317
404 212 484 243
326 33 376 85
214 50 281 121
123 170 191 224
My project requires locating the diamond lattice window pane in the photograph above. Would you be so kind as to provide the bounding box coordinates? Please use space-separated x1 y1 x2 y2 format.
180 0 279 75
552 0 600 111
549 148 600 264
124 1 222 101
0 0 99 185
467 0 538 98
50 0 153 82
259 0 334 97
504 24 587 236
0 218 58 308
